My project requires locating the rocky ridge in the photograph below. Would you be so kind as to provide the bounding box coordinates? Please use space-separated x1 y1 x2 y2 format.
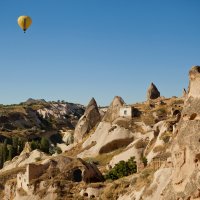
1 67 199 200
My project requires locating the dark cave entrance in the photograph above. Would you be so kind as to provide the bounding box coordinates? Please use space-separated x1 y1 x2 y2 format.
72 169 82 182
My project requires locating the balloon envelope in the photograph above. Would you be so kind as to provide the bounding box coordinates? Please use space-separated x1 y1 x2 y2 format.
18 16 32 32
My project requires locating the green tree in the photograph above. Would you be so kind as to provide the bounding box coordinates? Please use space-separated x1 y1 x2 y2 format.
12 137 18 157
30 140 40 150
8 146 14 161
3 139 8 163
142 157 148 167
0 146 3 169
18 138 25 154
56 146 62 154
40 137 50 154
105 157 137 180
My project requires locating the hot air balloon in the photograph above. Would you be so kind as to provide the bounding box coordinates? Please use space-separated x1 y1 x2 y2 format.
17 16 32 33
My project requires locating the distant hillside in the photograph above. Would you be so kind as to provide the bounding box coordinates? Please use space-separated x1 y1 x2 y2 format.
0 99 85 140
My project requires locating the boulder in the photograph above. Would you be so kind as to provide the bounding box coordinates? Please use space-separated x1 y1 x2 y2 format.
74 98 101 143
147 83 160 100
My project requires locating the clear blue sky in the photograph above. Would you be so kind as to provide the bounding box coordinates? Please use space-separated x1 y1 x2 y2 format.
0 0 200 106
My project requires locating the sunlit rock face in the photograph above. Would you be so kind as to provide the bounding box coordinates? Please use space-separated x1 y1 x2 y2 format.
188 66 200 98
74 98 101 143
162 66 200 199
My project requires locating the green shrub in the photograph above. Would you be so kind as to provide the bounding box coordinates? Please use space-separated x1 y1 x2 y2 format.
8 146 14 161
30 140 40 150
40 137 50 154
105 157 137 180
49 146 62 155
142 157 148 167
56 146 62 154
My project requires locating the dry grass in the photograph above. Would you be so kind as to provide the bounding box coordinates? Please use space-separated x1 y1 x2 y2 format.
134 139 148 149
87 182 104 189
134 167 155 191
141 114 155 126
0 166 25 178
153 145 165 153
144 137 156 156
160 131 172 143
100 179 130 200
0 105 27 114
143 183 158 197
17 187 27 196
154 152 171 160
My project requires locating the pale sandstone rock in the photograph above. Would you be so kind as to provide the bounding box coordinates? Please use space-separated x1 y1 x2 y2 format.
74 98 101 143
56 143 69 152
78 96 134 158
118 187 145 200
109 139 143 168
144 168 172 200
78 122 134 158
102 96 125 122
80 187 102 198
62 130 74 145
161 66 200 199
20 142 32 155
109 131 154 168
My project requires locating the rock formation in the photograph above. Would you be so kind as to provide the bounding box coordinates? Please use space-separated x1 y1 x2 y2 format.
20 142 32 155
102 96 125 122
78 123 135 158
147 82 160 100
78 96 134 158
160 66 200 199
4 156 104 200
0 71 194 200
1 150 48 173
74 98 101 143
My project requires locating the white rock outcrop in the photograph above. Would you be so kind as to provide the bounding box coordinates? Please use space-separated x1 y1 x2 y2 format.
74 98 101 143
78 122 134 158
0 150 48 173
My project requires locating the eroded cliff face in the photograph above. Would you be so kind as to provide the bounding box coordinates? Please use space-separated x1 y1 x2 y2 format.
162 66 200 199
